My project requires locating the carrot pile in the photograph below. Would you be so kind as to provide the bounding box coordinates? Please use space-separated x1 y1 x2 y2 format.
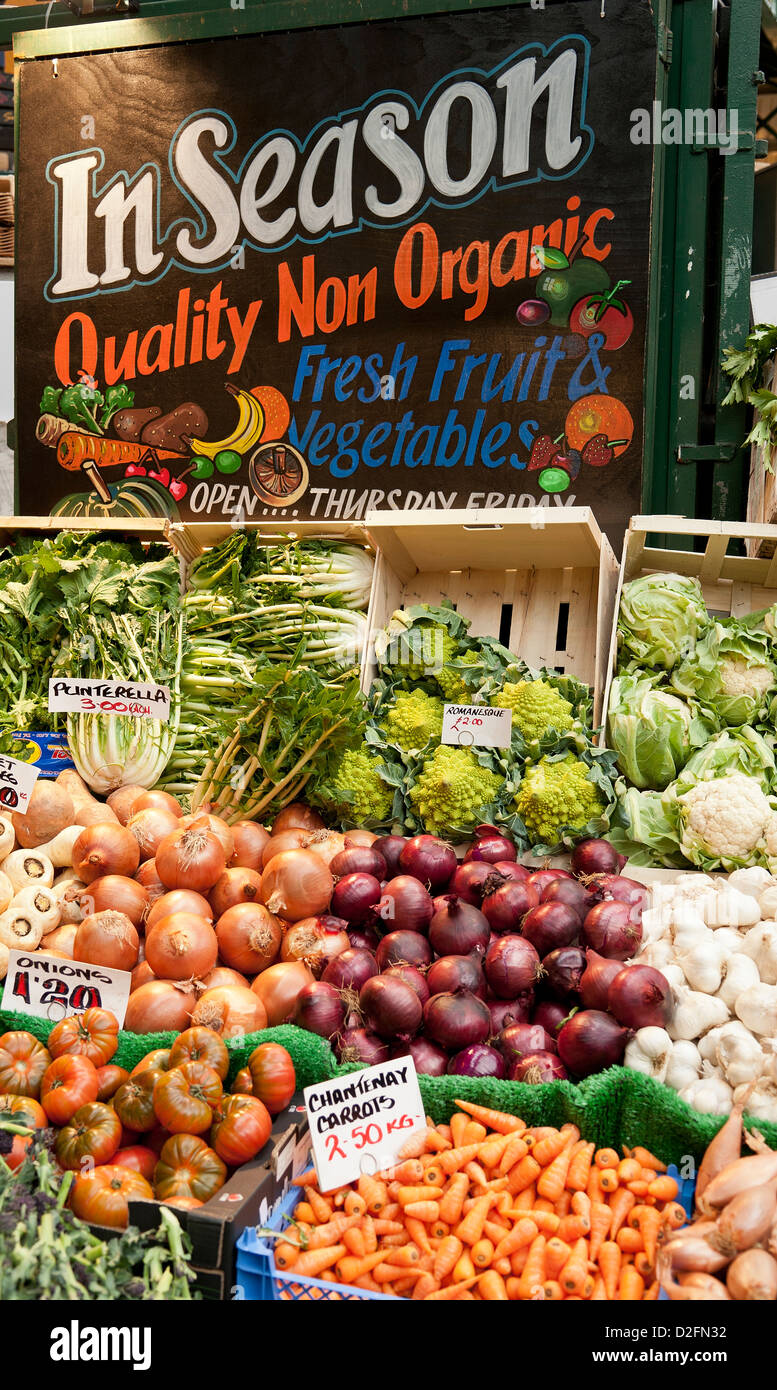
270 1101 684 1300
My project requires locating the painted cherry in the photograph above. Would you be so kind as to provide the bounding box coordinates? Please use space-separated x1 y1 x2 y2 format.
148 467 171 487
125 464 147 476
168 478 188 501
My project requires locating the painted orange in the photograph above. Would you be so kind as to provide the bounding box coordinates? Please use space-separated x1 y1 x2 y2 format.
252 386 291 443
565 395 634 457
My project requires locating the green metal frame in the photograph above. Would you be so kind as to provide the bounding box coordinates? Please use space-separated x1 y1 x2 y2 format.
1 0 766 527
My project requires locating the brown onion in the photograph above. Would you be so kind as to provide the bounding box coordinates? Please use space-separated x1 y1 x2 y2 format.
210 867 263 917
711 1182 777 1257
155 825 226 892
216 902 283 975
145 912 218 980
230 821 270 870
197 966 249 992
80 875 149 929
301 828 346 868
42 922 78 957
344 830 378 848
73 823 140 884
124 979 196 1033
135 860 166 903
107 785 148 825
260 849 333 921
126 807 180 862
147 889 214 931
179 813 235 861
677 1273 730 1300
262 829 308 867
191 985 267 1039
662 1238 730 1274
271 803 324 835
251 959 315 1025
131 789 183 819
726 1248 777 1300
74 910 139 970
280 916 349 976
131 960 156 991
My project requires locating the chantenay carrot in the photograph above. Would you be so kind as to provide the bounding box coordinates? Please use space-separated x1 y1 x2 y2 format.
598 1241 621 1301
454 1100 525 1134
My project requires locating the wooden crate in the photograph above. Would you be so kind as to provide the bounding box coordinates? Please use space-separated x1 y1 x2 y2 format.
169 520 372 566
0 173 13 268
364 507 619 720
0 515 171 544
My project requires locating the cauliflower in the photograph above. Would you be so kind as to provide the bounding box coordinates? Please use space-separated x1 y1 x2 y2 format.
321 748 394 827
493 679 574 742
720 657 774 702
408 745 503 840
676 772 777 870
515 753 606 846
380 688 444 750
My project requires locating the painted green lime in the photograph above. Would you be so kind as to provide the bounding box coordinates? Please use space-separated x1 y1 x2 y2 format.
214 449 242 475
190 455 215 480
538 466 570 493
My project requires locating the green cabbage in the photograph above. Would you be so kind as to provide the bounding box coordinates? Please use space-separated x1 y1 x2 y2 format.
670 622 777 727
607 673 714 790
617 572 710 672
669 724 777 797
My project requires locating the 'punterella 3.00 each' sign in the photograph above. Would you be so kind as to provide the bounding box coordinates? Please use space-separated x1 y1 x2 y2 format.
48 679 171 721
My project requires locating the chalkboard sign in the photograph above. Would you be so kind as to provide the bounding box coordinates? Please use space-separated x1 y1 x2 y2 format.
15 1 656 542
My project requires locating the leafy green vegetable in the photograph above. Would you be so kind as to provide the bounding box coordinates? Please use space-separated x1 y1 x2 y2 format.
607 673 716 789
670 621 777 727
617 571 711 672
506 740 620 852
39 385 62 416
59 381 105 435
100 383 135 430
405 743 510 842
721 323 777 471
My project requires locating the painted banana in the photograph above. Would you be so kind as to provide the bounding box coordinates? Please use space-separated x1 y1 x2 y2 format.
187 384 265 460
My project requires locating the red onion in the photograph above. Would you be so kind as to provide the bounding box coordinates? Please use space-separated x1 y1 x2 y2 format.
499 1022 558 1062
331 872 381 924
580 949 623 1011
532 999 569 1037
521 902 581 958
490 862 531 883
389 1037 448 1076
429 896 490 957
383 964 430 1007
557 1009 629 1077
582 900 642 960
608 965 672 1029
293 981 345 1039
586 874 648 915
330 847 387 881
488 997 533 1032
484 935 542 998
463 824 517 864
375 930 432 971
427 954 485 999
399 834 457 891
448 1044 506 1078
510 1051 568 1083
571 838 623 877
482 880 539 935
337 1028 388 1066
373 836 407 877
360 974 422 1039
527 869 573 894
449 860 493 906
376 876 434 935
348 924 381 952
423 990 491 1049
322 947 378 993
541 877 592 923
542 946 587 1001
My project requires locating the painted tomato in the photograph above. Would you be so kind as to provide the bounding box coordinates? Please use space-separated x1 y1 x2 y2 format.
168 1028 229 1081
130 1049 171 1077
0 1031 52 1098
40 1055 100 1126
246 1043 296 1115
153 1062 223 1135
70 1164 154 1229
568 295 633 350
96 1065 130 1102
0 1094 47 1170
210 1094 272 1166
48 1008 120 1067
55 1101 122 1170
154 1133 227 1203
112 1145 157 1182
113 1069 164 1133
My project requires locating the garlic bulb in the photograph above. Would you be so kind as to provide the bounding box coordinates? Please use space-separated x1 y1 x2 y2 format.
638 938 675 971
677 939 727 994
624 1027 672 1083
735 983 777 1037
728 867 773 900
697 1020 749 1066
668 985 729 1041
716 1027 765 1089
712 888 760 929
665 1039 703 1091
679 1072 733 1115
640 906 670 944
714 927 748 955
717 952 760 1009
740 923 777 985
732 1078 777 1123
660 962 686 994
759 885 777 920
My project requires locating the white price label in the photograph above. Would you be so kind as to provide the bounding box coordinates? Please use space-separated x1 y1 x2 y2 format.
48 678 171 721
0 753 40 812
442 703 512 748
304 1057 426 1193
1 950 132 1026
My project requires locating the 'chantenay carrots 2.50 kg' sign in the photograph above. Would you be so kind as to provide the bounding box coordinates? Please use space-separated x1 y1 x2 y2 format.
16 2 655 542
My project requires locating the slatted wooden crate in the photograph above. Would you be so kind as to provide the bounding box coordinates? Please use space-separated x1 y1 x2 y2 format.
364 508 619 721
0 515 171 545
169 519 371 566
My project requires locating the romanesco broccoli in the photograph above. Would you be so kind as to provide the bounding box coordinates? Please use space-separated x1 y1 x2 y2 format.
408 745 503 839
394 621 457 681
323 748 394 826
515 753 606 845
434 649 481 701
493 679 574 741
380 688 445 750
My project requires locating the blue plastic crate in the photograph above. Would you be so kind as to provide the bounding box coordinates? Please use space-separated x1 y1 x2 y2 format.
658 1164 695 1301
235 1186 402 1301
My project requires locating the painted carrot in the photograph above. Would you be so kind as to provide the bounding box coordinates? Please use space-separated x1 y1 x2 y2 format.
598 1240 621 1301
453 1100 524 1134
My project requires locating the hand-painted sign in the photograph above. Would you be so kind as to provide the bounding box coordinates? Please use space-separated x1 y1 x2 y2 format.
16 1 656 543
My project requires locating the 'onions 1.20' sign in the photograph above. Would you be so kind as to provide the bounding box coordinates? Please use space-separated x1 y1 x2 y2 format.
15 0 656 539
